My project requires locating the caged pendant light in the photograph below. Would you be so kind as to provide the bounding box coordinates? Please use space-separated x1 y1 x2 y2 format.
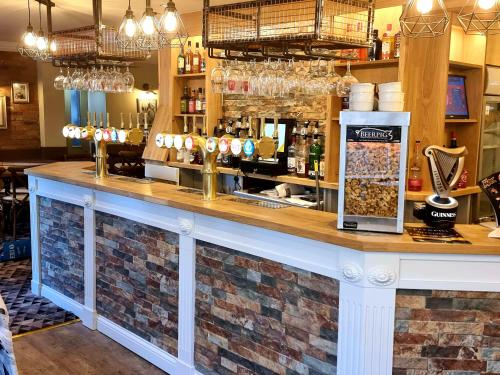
35 1 50 61
158 0 188 48
458 0 500 35
136 0 161 51
400 0 450 38
116 0 141 49
18 0 39 59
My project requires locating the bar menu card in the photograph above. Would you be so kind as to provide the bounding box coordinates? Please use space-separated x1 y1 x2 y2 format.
479 172 500 226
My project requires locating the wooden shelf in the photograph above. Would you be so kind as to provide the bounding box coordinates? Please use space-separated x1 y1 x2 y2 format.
332 117 340 121
167 161 339 190
174 73 206 78
405 186 482 201
174 114 206 118
445 118 478 124
449 60 483 71
336 59 399 69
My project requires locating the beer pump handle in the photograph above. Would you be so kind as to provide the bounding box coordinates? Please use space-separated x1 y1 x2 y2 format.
273 115 279 161
183 115 188 134
128 113 133 129
136 113 141 129
202 116 207 137
106 113 110 128
120 113 125 129
144 113 148 130
87 112 91 126
99 113 103 129
93 112 97 128
260 117 265 138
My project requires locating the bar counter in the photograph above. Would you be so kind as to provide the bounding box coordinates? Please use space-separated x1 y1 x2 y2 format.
26 162 500 375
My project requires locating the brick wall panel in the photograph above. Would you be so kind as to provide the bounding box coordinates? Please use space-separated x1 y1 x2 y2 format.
95 212 179 356
39 197 84 303
195 241 339 375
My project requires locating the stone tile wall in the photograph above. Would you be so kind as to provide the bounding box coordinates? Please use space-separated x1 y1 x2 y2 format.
195 240 339 375
394 289 500 374
95 212 180 356
39 197 85 303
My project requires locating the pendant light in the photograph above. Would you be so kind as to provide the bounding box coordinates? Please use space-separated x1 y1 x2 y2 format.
159 0 188 48
137 0 161 50
19 0 39 59
458 0 500 35
35 1 49 60
116 0 140 49
400 0 450 38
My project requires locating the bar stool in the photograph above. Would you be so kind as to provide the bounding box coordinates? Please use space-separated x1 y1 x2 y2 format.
1 168 30 240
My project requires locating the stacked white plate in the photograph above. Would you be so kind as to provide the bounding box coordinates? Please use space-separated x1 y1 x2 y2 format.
349 83 375 111
378 82 404 112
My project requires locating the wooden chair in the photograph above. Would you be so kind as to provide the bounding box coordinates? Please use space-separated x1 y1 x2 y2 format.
1 168 30 240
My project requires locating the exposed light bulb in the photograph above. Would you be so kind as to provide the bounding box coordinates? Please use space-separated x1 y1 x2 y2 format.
23 31 36 47
36 35 48 51
50 40 57 52
125 18 137 37
163 11 177 32
141 15 155 36
416 0 433 14
478 0 496 10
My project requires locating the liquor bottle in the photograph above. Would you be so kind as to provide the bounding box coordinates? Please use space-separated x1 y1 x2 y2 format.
193 42 201 73
381 24 394 60
201 91 207 114
408 140 423 192
195 88 203 114
296 135 307 178
188 89 196 114
448 132 468 188
369 29 382 61
215 119 224 137
177 45 185 75
201 57 206 73
394 31 401 58
185 41 193 74
221 121 233 167
450 131 458 148
180 85 189 114
319 152 325 181
287 131 297 176
308 134 322 179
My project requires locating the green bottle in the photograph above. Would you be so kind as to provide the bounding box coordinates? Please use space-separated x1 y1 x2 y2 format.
308 134 322 180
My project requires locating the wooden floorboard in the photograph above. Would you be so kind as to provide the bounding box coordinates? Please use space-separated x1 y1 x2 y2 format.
13 322 167 375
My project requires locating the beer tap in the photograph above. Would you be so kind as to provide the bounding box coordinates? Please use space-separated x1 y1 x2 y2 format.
243 116 256 160
95 112 108 179
94 113 103 142
102 113 112 143
126 113 144 146
80 112 95 141
273 115 279 162
143 112 149 142
118 113 128 144
110 113 119 143
174 115 189 162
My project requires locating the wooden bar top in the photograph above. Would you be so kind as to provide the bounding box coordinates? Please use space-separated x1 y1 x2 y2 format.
26 162 500 255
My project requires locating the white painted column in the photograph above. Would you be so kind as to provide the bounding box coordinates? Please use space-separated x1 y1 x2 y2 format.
82 194 97 329
28 176 41 296
176 218 197 375
337 283 396 375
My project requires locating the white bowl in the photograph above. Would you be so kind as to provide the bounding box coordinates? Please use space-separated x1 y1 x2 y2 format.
378 81 402 93
350 92 375 103
350 83 375 93
378 101 404 112
350 101 374 111
379 92 405 102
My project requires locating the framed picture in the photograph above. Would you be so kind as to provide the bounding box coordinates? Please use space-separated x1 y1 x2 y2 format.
11 82 30 104
137 97 157 126
0 96 7 129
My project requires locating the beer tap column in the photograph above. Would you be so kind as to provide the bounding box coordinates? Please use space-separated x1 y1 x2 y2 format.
95 113 108 179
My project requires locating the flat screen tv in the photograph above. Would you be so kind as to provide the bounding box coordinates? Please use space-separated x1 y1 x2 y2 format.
446 75 469 119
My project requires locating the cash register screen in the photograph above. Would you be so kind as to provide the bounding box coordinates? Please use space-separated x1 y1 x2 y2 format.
263 123 287 153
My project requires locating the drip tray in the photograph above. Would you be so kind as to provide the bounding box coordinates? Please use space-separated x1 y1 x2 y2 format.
177 188 224 197
228 197 290 209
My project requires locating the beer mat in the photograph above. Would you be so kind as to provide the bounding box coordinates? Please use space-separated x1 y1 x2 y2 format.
405 226 471 244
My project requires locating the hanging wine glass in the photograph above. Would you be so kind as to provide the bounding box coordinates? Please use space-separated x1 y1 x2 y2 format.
210 61 224 94
224 59 241 95
53 68 65 90
336 61 358 97
72 69 85 91
62 67 73 90
327 60 341 96
122 66 135 92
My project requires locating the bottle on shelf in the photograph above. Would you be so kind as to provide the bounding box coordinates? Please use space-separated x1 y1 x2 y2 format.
188 89 196 114
449 131 458 148
394 31 401 58
193 42 201 74
177 44 185 75
201 57 206 73
185 41 193 74
287 130 297 176
369 29 382 61
408 140 423 192
319 152 325 181
296 134 308 178
215 119 224 138
381 24 394 60
195 88 203 114
448 131 468 189
308 134 322 180
180 85 190 114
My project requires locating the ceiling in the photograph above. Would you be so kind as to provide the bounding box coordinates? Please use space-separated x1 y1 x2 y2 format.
0 0 214 44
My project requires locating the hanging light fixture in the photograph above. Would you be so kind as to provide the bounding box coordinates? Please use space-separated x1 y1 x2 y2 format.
19 0 39 59
136 0 161 50
116 0 140 49
458 0 500 35
159 0 188 48
35 1 50 61
400 0 450 38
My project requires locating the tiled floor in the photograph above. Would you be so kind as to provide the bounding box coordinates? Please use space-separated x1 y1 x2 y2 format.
0 259 78 335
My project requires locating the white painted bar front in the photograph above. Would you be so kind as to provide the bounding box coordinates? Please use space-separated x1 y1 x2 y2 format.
28 176 500 375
